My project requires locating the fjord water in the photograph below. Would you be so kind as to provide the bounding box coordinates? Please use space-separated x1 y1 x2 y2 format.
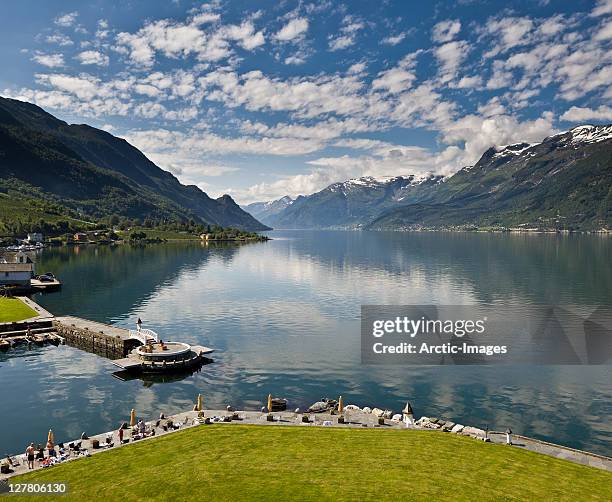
1 231 610 456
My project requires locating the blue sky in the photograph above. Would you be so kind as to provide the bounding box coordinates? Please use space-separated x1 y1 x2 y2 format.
1 0 611 203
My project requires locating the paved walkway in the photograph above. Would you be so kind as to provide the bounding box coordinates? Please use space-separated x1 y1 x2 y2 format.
1 409 610 480
16 296 53 320
488 432 611 471
54 316 131 339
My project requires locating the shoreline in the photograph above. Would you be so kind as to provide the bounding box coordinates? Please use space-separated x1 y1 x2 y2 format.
269 227 612 235
2 407 610 480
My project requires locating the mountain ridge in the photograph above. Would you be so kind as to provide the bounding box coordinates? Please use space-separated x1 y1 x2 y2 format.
254 125 612 231
0 97 269 231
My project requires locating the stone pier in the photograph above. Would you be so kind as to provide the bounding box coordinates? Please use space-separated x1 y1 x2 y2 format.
53 316 139 358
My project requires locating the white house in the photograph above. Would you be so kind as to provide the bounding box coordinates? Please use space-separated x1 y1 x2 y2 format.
26 233 43 243
0 252 35 286
0 263 34 286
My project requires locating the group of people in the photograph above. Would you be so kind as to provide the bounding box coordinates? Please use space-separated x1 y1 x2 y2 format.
24 439 56 470
117 418 153 443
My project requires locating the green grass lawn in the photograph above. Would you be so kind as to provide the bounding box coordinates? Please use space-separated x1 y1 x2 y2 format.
0 297 38 322
12 425 611 501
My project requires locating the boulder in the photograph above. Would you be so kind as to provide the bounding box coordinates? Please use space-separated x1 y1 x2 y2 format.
391 414 402 422
307 398 337 413
450 424 464 433
362 407 372 413
382 410 394 419
441 421 455 431
345 405 360 411
415 416 439 428
371 408 385 417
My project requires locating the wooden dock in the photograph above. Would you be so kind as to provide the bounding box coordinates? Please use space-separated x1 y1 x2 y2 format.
30 277 62 291
0 298 62 347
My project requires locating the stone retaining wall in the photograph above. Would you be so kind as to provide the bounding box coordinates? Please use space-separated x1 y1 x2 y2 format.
53 320 137 358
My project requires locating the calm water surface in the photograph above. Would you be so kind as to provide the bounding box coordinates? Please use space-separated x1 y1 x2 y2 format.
0 231 610 456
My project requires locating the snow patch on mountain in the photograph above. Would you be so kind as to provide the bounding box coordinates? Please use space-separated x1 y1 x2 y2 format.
492 142 536 159
566 124 612 145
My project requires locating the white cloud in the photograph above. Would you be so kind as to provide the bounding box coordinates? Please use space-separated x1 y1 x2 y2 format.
124 128 327 158
45 34 73 46
347 62 367 74
191 12 221 25
452 75 483 89
114 14 264 67
222 21 265 50
35 73 104 100
432 20 461 43
482 17 534 57
381 32 406 45
560 105 612 122
240 117 375 140
76 50 109 66
274 17 309 41
594 19 612 41
200 69 373 119
372 68 416 94
591 0 612 17
328 35 354 51
54 12 78 27
328 15 364 51
440 112 556 167
31 53 64 68
285 54 307 65
116 20 207 67
434 40 470 82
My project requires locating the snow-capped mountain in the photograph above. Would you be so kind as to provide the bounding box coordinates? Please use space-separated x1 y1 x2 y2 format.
258 124 611 231
368 124 612 231
262 174 444 229
243 196 294 225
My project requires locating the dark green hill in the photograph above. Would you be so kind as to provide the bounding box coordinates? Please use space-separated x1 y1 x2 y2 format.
0 97 268 231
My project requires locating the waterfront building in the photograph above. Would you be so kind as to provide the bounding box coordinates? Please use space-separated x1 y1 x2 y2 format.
26 233 43 243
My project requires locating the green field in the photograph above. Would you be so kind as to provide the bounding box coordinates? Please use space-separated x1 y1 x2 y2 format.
12 425 611 501
0 297 38 322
